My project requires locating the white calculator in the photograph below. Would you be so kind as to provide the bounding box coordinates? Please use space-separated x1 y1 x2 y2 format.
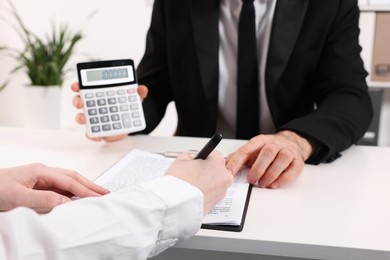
77 59 146 138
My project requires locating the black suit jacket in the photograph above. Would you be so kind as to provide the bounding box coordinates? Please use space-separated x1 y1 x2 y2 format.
137 0 373 164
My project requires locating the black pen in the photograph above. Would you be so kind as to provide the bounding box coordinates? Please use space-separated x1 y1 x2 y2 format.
194 132 223 160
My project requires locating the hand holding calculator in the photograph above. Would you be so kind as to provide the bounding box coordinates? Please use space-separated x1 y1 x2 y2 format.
77 59 146 138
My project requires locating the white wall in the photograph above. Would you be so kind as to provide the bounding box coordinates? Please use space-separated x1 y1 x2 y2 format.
0 0 177 136
379 90 390 145
359 11 390 146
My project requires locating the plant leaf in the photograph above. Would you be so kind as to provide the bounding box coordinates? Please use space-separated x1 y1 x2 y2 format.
0 0 87 88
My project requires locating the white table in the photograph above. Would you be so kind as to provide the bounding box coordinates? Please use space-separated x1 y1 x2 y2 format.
1 127 389 260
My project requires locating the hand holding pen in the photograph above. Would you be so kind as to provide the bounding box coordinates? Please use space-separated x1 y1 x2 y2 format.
194 133 223 160
164 132 233 214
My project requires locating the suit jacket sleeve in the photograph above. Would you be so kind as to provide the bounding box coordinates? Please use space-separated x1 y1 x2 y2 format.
277 0 373 164
137 0 174 134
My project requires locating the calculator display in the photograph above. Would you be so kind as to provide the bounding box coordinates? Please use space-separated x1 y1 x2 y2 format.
77 59 136 88
86 68 129 82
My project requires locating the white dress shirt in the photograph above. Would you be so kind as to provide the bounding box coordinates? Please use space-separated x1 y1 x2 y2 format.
0 176 203 260
217 0 277 138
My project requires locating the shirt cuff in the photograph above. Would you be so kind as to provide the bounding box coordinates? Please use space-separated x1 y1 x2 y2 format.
139 176 203 256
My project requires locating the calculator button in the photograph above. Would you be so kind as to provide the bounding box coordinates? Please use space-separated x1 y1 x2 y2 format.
132 111 140 118
120 105 129 112
117 90 126 95
99 107 108 114
97 99 106 106
96 92 105 97
107 91 115 96
85 93 94 99
109 106 119 113
100 116 109 123
133 120 142 127
108 98 117 105
102 124 112 131
91 126 101 133
128 95 137 102
111 114 120 121
118 97 127 103
121 113 132 128
127 88 136 94
113 123 122 129
90 117 99 124
130 103 139 110
88 109 97 116
86 100 96 107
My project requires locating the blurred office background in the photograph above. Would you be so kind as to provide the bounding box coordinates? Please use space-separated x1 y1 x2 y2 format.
0 0 390 145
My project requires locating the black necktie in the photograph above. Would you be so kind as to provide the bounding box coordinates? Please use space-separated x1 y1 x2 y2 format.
236 0 259 139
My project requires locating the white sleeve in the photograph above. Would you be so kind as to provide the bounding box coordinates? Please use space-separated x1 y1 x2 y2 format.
0 176 203 260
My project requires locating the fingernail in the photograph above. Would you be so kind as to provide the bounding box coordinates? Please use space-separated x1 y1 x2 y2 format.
61 197 72 204
270 182 279 189
247 175 255 185
227 167 234 175
102 187 111 193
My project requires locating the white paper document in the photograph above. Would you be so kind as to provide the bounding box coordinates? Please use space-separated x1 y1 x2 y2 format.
95 149 251 228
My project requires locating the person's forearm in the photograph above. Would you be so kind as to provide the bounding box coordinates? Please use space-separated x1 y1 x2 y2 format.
0 176 203 260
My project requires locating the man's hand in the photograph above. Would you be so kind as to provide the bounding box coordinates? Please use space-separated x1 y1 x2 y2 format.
165 151 233 214
226 130 314 189
0 164 109 213
71 82 148 142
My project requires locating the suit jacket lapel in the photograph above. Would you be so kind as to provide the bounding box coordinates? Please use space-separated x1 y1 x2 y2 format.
190 0 220 105
266 0 309 90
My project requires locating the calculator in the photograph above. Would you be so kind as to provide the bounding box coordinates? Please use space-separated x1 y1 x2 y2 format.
77 59 146 138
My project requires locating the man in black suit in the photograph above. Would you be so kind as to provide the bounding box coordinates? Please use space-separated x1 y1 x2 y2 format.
73 0 372 189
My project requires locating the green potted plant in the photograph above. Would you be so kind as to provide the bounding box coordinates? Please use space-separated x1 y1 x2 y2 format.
0 0 93 129
0 0 83 91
